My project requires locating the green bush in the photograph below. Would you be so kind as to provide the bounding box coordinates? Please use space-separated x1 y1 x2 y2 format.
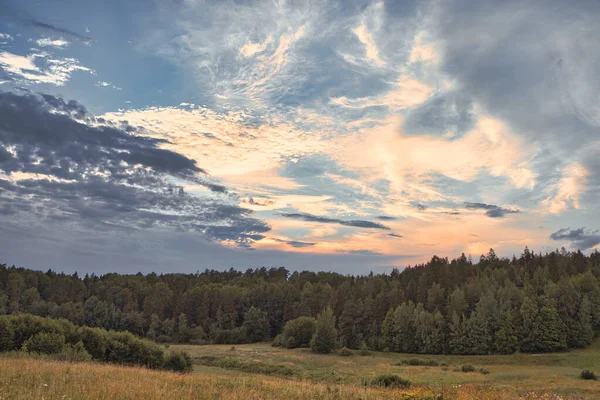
338 347 353 356
370 374 411 388
55 341 92 362
396 358 439 366
359 341 370 356
156 335 172 344
479 368 490 375
25 332 65 354
281 317 316 349
211 327 248 344
461 364 476 373
0 318 14 351
163 351 193 373
271 334 283 347
0 314 168 371
580 370 597 380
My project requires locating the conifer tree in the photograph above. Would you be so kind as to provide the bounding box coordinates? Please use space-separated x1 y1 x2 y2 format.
310 307 337 354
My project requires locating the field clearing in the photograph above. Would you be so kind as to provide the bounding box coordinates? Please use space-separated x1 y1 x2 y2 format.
170 339 600 399
0 356 525 400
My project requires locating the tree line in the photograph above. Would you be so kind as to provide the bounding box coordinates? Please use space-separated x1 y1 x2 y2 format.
1 247 599 354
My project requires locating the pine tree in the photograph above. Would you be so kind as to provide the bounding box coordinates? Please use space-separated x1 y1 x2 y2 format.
519 296 538 352
449 312 466 355
494 311 518 354
381 308 394 351
310 307 337 354
535 306 567 352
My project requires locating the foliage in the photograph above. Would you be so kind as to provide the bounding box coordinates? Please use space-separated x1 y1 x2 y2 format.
311 307 337 354
397 358 440 366
461 364 475 372
243 307 270 342
359 341 370 356
338 347 353 356
580 370 597 380
282 317 315 349
0 318 13 351
1 247 599 355
162 351 193 373
370 374 411 388
25 331 65 354
271 334 283 347
0 314 190 372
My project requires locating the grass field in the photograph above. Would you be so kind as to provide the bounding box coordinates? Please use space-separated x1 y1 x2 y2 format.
170 339 600 399
0 340 598 399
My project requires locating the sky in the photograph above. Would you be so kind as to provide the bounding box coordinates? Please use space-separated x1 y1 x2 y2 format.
0 0 599 275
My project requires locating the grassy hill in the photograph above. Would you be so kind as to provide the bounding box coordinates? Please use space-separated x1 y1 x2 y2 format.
1 340 598 399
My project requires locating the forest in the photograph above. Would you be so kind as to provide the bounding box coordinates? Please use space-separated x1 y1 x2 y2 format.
1 247 599 355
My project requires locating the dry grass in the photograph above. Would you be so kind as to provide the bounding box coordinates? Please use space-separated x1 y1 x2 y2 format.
171 340 600 399
0 357 536 400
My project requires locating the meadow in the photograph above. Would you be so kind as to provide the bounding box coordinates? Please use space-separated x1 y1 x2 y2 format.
0 339 598 399
170 339 600 399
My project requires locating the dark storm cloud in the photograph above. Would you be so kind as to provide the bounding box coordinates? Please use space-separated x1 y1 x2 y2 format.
272 238 316 248
0 91 268 245
0 92 216 184
279 212 390 230
377 215 397 221
464 202 520 218
550 228 600 250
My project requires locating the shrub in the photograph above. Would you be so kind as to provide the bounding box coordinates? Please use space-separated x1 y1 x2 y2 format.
359 341 370 356
281 317 316 349
271 334 283 347
461 364 476 373
396 358 439 366
338 347 353 356
370 374 411 388
580 370 597 380
440 362 448 367
211 327 248 344
55 341 92 362
25 332 65 354
156 335 172 344
479 368 490 375
163 351 193 373
0 318 14 351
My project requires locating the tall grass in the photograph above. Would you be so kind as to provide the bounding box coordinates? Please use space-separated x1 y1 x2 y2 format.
0 356 521 400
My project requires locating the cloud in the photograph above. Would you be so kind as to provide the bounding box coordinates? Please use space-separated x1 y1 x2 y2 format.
353 23 385 67
0 33 14 41
550 228 600 250
464 202 520 218
388 233 403 238
96 81 122 90
272 238 316 248
35 38 70 48
279 212 390 230
541 162 588 215
0 92 268 246
0 50 93 86
377 215 397 221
